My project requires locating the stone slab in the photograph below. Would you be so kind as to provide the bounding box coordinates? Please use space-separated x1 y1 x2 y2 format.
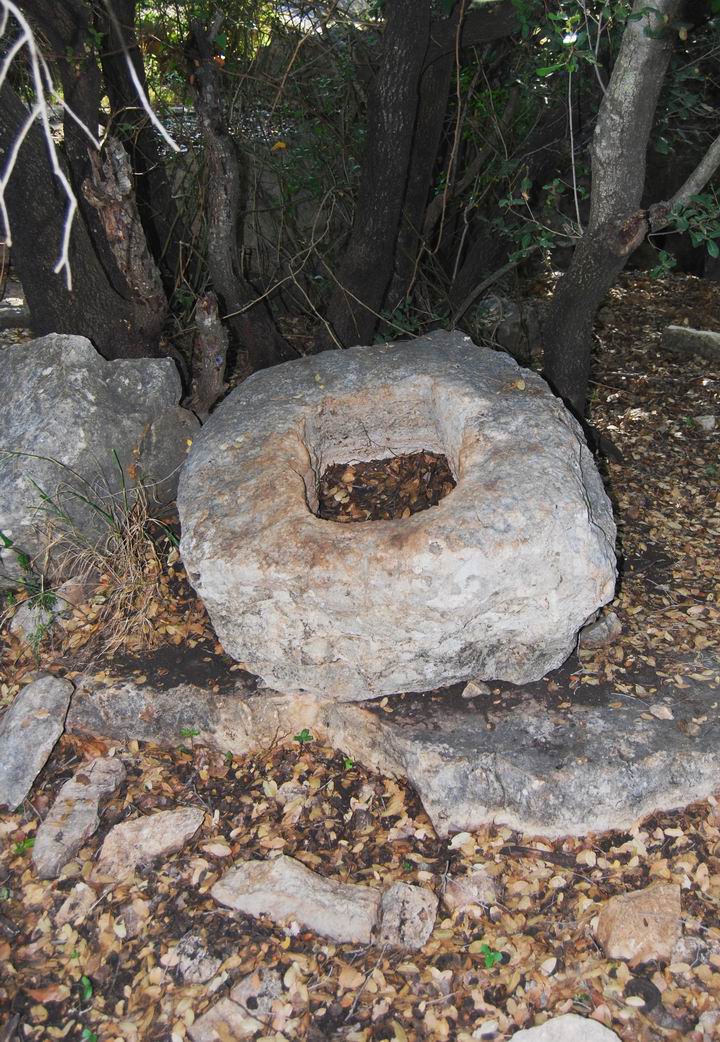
66 666 720 839
0 675 73 809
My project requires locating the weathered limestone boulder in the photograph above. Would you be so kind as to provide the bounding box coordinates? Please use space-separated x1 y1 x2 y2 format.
179 330 616 700
595 882 682 966
0 334 198 582
660 325 720 363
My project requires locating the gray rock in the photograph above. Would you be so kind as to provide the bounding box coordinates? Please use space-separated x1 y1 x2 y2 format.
211 855 382 944
0 675 73 809
578 609 622 649
179 330 616 700
32 756 126 878
694 414 716 432
9 600 55 645
377 882 438 949
660 325 720 363
174 933 222 984
443 868 498 916
320 677 720 837
92 806 204 881
461 679 492 700
0 334 198 583
188 969 283 1042
511 1014 621 1041
67 674 322 756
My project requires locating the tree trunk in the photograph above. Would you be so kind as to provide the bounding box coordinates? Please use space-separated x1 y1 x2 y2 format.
542 0 680 415
0 82 163 358
190 18 293 372
98 0 189 290
321 0 432 348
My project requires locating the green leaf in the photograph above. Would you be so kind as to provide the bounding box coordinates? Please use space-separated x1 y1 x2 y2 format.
294 728 314 745
707 239 719 258
179 726 200 738
81 1029 98 1042
13 837 34 854
535 62 565 77
79 975 93 1003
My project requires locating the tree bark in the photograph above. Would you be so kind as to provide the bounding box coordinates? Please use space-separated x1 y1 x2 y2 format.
190 18 293 372
98 0 189 290
542 0 680 415
0 82 163 358
321 0 433 348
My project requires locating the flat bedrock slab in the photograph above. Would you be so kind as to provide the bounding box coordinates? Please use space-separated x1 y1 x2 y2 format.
67 670 720 838
0 334 198 582
320 679 720 837
32 756 126 878
178 330 616 699
0 675 74 809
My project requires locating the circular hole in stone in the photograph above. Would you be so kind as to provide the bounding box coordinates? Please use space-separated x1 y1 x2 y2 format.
315 450 457 523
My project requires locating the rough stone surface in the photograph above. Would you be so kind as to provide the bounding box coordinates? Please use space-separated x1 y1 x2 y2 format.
661 325 720 362
695 414 716 432
32 756 126 878
179 330 616 700
0 675 73 809
67 675 321 756
211 855 382 944
320 675 720 837
188 969 284 1042
66 665 720 839
56 882 96 927
578 610 622 649
377 882 438 949
93 807 204 881
0 334 198 582
511 1013 621 1041
171 933 222 984
595 882 681 966
443 869 498 916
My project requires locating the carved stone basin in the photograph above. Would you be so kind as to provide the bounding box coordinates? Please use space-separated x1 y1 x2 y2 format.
178 330 616 701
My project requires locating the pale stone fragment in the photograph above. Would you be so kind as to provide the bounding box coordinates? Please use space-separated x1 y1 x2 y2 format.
578 610 622 649
174 933 222 984
660 325 720 363
443 869 498 916
33 756 126 878
211 855 381 944
377 882 438 950
511 1013 621 1041
595 882 681 966
92 807 204 881
0 675 73 809
179 330 616 699
188 970 283 1042
461 680 491 700
55 882 96 927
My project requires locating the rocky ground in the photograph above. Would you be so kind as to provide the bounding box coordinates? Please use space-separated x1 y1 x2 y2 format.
0 271 719 1042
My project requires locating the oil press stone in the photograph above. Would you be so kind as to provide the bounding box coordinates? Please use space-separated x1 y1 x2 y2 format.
178 330 616 700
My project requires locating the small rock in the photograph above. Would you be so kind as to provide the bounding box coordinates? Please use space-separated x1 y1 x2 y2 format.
511 1013 621 1041
174 933 222 984
211 855 381 944
578 610 622 649
188 970 282 1042
376 882 438 950
117 899 150 940
55 882 96 927
461 680 491 700
697 1010 720 1038
443 868 498 916
93 807 204 881
9 601 56 644
595 881 681 966
0 675 74 809
660 326 720 363
33 757 126 878
694 414 716 432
